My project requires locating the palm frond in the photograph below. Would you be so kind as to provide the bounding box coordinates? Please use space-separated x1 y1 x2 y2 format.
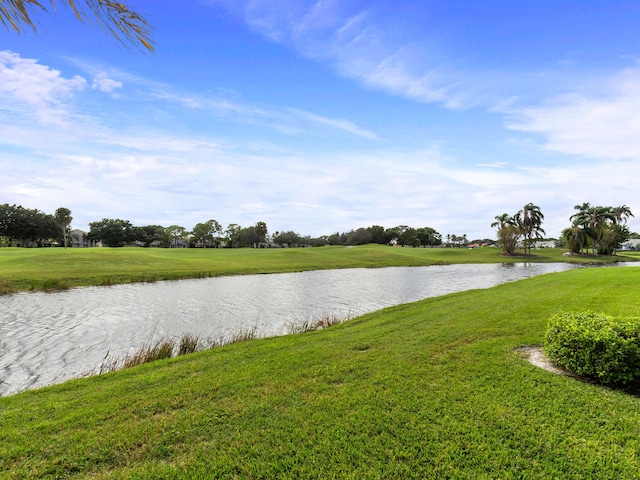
0 0 153 51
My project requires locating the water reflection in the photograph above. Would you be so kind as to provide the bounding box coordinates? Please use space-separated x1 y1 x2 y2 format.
1 263 582 395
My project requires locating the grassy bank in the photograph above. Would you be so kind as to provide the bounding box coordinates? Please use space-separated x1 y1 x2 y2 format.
1 266 640 478
0 244 632 294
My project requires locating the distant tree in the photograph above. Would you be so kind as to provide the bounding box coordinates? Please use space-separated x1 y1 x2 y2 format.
563 203 633 255
367 225 386 244
383 227 400 245
610 205 635 254
0 204 59 246
393 226 417 247
570 203 614 255
0 203 20 243
491 213 513 231
416 227 442 247
448 234 467 248
167 225 187 248
612 205 634 226
497 226 519 255
562 224 585 254
88 218 133 247
346 228 372 246
254 221 268 246
224 223 241 247
272 230 301 247
306 236 328 247
515 203 545 255
237 226 260 247
1 0 154 51
54 207 72 249
192 219 222 248
326 232 344 246
131 225 169 247
492 214 519 255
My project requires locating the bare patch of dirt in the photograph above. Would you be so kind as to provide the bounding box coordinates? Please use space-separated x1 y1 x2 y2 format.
516 345 577 377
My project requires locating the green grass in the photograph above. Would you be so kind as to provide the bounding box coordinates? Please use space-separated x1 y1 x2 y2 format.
2 266 640 478
0 244 633 294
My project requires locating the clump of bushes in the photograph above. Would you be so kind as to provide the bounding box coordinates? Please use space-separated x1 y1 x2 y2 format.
545 311 640 388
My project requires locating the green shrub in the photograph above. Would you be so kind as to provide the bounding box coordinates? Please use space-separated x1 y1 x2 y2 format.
545 311 640 388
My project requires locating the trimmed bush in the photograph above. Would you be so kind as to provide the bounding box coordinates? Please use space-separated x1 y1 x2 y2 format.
545 311 640 388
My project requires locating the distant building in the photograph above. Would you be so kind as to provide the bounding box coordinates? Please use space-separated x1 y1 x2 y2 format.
71 229 91 248
533 240 557 249
620 239 640 251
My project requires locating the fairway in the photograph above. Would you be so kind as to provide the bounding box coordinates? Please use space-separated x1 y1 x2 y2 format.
1 266 640 478
0 244 632 294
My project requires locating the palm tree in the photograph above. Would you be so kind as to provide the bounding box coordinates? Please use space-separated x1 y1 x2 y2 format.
491 213 514 230
562 224 585 254
54 207 72 249
611 205 634 225
515 203 545 255
1 0 153 51
609 205 633 254
570 205 614 254
491 213 518 254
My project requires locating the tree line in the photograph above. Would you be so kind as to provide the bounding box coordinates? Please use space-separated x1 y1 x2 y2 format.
84 219 271 248
0 204 72 248
86 220 445 248
0 204 447 249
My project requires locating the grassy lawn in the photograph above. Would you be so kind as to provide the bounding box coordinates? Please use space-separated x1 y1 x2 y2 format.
0 244 633 294
1 266 640 478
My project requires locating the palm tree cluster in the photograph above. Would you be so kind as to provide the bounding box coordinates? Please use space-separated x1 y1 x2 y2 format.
562 203 634 255
491 203 545 255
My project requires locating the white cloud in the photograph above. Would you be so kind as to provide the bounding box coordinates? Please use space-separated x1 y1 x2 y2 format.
507 65 640 160
0 50 86 124
91 72 123 93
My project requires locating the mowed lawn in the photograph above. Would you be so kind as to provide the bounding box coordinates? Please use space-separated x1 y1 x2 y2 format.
1 266 640 478
0 244 632 294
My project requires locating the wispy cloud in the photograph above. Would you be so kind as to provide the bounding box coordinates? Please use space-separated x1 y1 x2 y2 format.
507 64 640 160
286 108 378 139
211 1 478 109
149 87 378 139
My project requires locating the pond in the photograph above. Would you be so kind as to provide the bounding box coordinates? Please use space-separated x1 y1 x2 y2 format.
0 263 584 395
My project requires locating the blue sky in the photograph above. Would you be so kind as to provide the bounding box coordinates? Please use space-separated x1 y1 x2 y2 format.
1 1 639 239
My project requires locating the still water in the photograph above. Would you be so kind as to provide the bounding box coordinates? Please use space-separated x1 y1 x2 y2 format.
0 263 582 395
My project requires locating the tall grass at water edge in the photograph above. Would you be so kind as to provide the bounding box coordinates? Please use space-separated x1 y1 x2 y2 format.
92 314 346 375
93 328 260 375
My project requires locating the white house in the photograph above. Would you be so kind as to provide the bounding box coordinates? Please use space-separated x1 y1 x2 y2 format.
620 239 640 251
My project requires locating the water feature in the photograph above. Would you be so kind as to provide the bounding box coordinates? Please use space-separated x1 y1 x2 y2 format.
1 263 584 395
